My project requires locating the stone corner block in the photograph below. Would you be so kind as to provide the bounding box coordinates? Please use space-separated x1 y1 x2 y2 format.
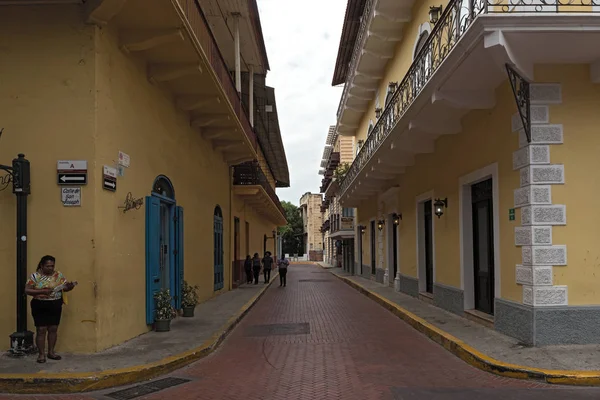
516 265 553 286
520 164 564 187
514 185 552 208
514 226 552 246
521 205 566 226
530 83 562 105
522 245 567 266
513 145 550 170
519 125 563 147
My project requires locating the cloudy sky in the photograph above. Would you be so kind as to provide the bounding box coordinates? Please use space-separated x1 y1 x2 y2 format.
257 0 347 206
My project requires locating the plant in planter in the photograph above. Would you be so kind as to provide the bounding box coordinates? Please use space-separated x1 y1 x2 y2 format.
154 289 176 332
181 280 199 317
334 162 351 180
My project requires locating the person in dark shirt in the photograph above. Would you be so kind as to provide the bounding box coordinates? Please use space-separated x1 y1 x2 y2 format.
244 255 253 284
262 251 274 284
252 253 261 284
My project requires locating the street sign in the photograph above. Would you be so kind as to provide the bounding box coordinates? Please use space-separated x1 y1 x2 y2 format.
61 187 81 207
118 151 130 168
103 165 117 192
57 160 87 186
57 173 87 185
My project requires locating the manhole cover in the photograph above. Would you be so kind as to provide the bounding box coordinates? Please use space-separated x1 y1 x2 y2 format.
299 279 332 282
106 377 191 399
245 322 310 337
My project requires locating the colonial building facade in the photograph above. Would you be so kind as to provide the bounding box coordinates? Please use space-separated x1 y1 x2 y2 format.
0 0 288 354
332 0 600 346
319 126 356 270
299 192 323 260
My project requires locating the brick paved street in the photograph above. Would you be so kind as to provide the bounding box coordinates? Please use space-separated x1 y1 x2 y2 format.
3 263 600 400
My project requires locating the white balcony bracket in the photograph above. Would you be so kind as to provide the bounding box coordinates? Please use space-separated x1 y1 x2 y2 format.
148 64 203 84
432 90 496 110
121 29 184 53
351 82 377 91
591 59 600 83
409 118 461 136
378 153 415 168
201 128 231 140
377 159 405 175
367 30 403 42
484 30 534 82
86 0 127 25
391 135 435 154
362 48 393 60
348 92 373 101
213 140 243 152
177 96 220 111
192 114 231 128
373 10 411 23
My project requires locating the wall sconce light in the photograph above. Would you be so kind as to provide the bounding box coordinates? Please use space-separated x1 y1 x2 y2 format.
359 225 366 235
375 108 382 119
393 213 402 226
429 5 442 24
377 219 385 231
434 198 448 218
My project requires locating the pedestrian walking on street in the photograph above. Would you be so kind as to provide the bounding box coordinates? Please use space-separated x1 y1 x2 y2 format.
25 255 77 364
262 251 273 284
244 255 253 284
252 253 261 284
277 254 289 287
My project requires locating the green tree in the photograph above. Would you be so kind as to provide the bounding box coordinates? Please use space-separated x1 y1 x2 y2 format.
279 201 304 256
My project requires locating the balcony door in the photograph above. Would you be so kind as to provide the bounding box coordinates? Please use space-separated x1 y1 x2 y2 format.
370 220 376 275
472 179 495 315
423 200 433 294
214 206 224 291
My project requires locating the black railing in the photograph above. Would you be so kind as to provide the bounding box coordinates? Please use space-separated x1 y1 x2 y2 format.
339 0 600 197
233 162 286 217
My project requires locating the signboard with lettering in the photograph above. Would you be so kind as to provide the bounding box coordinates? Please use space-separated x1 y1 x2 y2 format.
341 217 354 230
103 165 117 192
61 187 81 207
57 160 87 185
118 151 130 168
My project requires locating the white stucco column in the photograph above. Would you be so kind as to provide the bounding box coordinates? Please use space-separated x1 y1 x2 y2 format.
249 64 254 127
233 14 241 93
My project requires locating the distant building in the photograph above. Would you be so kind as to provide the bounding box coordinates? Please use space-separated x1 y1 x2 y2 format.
299 192 323 261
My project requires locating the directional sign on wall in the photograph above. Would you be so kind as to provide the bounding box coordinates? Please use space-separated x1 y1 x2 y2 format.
102 165 117 192
57 160 88 185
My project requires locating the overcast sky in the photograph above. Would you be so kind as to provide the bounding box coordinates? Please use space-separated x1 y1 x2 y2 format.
257 0 346 206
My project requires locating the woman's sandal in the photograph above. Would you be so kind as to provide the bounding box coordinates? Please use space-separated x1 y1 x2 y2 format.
47 353 62 361
37 357 46 363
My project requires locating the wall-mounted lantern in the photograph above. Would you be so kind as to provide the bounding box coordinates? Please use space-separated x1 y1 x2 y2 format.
375 108 383 119
429 5 443 24
434 198 448 218
359 225 366 235
392 213 402 226
377 219 385 231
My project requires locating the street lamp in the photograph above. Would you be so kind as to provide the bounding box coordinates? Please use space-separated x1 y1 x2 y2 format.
434 198 448 218
393 213 402 226
377 219 385 231
1 151 33 356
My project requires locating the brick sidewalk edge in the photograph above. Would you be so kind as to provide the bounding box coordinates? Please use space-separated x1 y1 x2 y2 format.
0 273 279 395
324 267 600 387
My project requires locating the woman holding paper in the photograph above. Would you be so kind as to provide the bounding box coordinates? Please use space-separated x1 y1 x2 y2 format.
25 255 76 363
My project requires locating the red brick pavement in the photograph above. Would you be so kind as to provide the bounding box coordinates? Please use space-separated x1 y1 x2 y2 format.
3 264 600 400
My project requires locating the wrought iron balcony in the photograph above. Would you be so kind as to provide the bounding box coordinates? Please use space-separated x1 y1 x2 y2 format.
233 162 286 218
178 0 258 151
339 0 600 197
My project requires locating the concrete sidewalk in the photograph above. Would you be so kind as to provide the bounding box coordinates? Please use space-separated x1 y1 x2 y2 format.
324 266 600 385
0 274 278 394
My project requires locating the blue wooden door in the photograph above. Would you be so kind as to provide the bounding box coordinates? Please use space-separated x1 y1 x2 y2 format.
214 211 224 290
145 196 161 325
174 206 184 309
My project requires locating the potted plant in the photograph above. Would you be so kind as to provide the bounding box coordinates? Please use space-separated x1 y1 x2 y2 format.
154 289 176 332
334 162 350 180
181 280 199 317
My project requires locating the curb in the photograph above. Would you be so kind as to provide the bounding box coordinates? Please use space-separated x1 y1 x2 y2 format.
0 273 279 394
330 272 600 387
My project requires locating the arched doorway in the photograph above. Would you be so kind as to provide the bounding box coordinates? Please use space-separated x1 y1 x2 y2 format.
214 206 224 291
145 176 184 325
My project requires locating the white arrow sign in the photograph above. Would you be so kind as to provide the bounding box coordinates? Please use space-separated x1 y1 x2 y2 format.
105 180 116 189
60 175 85 182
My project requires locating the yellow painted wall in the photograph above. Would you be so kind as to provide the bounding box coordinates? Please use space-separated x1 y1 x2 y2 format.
92 25 234 351
231 194 276 263
0 6 98 353
537 64 600 305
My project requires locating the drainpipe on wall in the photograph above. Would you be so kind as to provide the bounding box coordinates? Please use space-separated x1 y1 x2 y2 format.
249 64 254 127
233 13 241 93
229 165 233 291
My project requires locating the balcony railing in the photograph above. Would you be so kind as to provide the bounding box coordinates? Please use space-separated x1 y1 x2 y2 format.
233 162 286 217
178 0 258 151
339 0 600 197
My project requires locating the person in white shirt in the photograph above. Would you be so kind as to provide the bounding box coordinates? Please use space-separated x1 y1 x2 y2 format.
277 255 289 287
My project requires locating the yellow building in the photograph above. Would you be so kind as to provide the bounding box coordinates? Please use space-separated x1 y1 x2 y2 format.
319 126 356 269
331 0 600 346
299 192 323 260
0 0 288 354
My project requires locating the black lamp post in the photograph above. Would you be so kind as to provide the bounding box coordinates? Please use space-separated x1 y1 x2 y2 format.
1 152 33 356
